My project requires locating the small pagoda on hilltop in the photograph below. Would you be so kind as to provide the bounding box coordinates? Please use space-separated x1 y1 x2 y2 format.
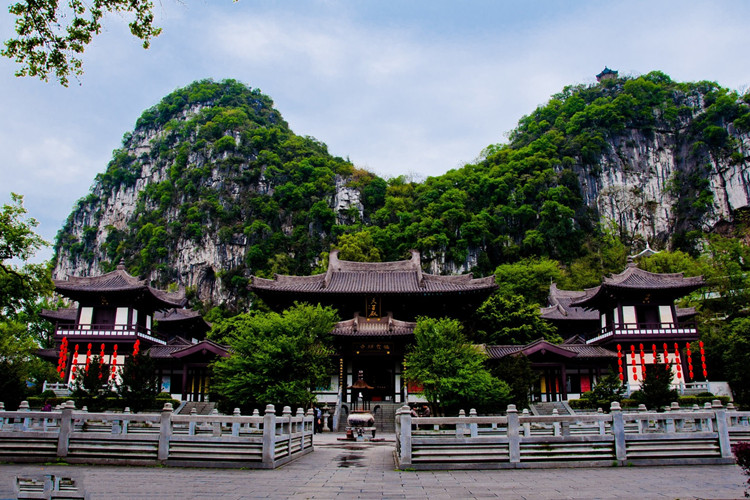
250 249 496 405
41 263 225 402
596 66 618 82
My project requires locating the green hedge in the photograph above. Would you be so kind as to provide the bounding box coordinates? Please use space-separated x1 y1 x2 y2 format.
24 396 180 412
568 395 731 411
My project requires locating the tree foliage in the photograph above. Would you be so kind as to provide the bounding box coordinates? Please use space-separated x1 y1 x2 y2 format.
210 303 339 411
3 0 162 86
489 354 537 410
633 364 678 411
0 193 56 409
117 352 159 412
473 293 561 345
403 317 511 415
581 371 624 410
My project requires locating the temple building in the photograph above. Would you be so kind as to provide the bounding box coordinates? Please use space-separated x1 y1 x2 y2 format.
41 264 225 402
489 261 704 401
596 66 618 82
250 250 497 406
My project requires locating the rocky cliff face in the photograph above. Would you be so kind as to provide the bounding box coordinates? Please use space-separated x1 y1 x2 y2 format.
578 123 750 243
53 76 750 307
54 80 366 308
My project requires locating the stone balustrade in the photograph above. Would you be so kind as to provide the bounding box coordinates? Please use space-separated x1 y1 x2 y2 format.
0 401 314 469
395 400 749 469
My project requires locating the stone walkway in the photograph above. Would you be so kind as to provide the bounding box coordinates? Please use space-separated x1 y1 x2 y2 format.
0 433 747 499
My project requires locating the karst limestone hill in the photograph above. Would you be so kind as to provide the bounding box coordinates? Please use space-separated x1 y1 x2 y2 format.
54 73 750 308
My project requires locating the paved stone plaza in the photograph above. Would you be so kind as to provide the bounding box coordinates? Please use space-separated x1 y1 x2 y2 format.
0 433 746 499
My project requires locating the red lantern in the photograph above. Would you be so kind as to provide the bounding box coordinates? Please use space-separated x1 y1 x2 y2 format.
663 343 670 370
133 339 140 357
652 344 658 364
71 345 79 381
639 343 646 377
99 343 105 379
85 343 92 374
617 344 624 381
686 342 694 381
673 343 682 381
111 344 118 380
630 345 638 381
699 341 707 379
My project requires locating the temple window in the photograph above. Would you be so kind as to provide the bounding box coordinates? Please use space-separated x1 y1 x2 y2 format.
659 305 674 326
115 307 129 329
622 306 636 328
79 307 93 329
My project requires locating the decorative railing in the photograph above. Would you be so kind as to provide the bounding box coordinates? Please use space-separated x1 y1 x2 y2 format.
587 322 698 344
0 401 314 469
54 324 166 345
395 401 747 469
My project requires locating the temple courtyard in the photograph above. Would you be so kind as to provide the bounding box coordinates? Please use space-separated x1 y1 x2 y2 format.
0 432 746 499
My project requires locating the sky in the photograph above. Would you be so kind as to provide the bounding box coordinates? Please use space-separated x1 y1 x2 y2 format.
1 1 749 263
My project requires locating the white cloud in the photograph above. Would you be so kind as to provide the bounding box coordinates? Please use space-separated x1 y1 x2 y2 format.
1 0 749 263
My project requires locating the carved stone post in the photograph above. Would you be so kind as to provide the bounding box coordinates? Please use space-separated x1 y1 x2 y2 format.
57 400 75 458
611 401 626 463
507 404 520 464
262 405 277 467
157 402 173 462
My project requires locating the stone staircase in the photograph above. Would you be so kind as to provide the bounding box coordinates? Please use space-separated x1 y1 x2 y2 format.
178 401 216 415
371 402 402 433
530 401 574 416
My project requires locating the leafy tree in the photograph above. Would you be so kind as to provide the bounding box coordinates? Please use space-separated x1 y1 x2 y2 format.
210 303 339 411
0 193 56 409
70 356 113 412
403 317 511 416
473 293 561 345
721 317 750 408
634 364 678 411
335 231 382 262
581 371 624 410
117 352 159 412
493 257 564 305
3 0 162 86
489 354 537 410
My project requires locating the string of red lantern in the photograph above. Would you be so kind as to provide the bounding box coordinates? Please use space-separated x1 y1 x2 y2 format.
673 343 682 381
98 343 105 379
133 339 140 357
111 344 118 380
57 337 69 379
699 341 707 379
663 343 670 371
85 343 92 373
71 344 79 381
616 344 623 381
639 343 646 378
630 345 638 381
652 344 657 367
686 342 694 381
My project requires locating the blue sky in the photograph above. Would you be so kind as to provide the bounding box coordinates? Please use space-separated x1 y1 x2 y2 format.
2 1 749 263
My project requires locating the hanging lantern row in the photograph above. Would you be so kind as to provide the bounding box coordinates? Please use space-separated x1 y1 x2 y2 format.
686 342 694 380
616 344 623 381
133 339 140 357
85 343 92 374
98 343 105 379
70 344 80 381
56 337 69 378
700 341 707 379
663 343 670 370
111 344 119 381
630 345 638 381
639 343 646 377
